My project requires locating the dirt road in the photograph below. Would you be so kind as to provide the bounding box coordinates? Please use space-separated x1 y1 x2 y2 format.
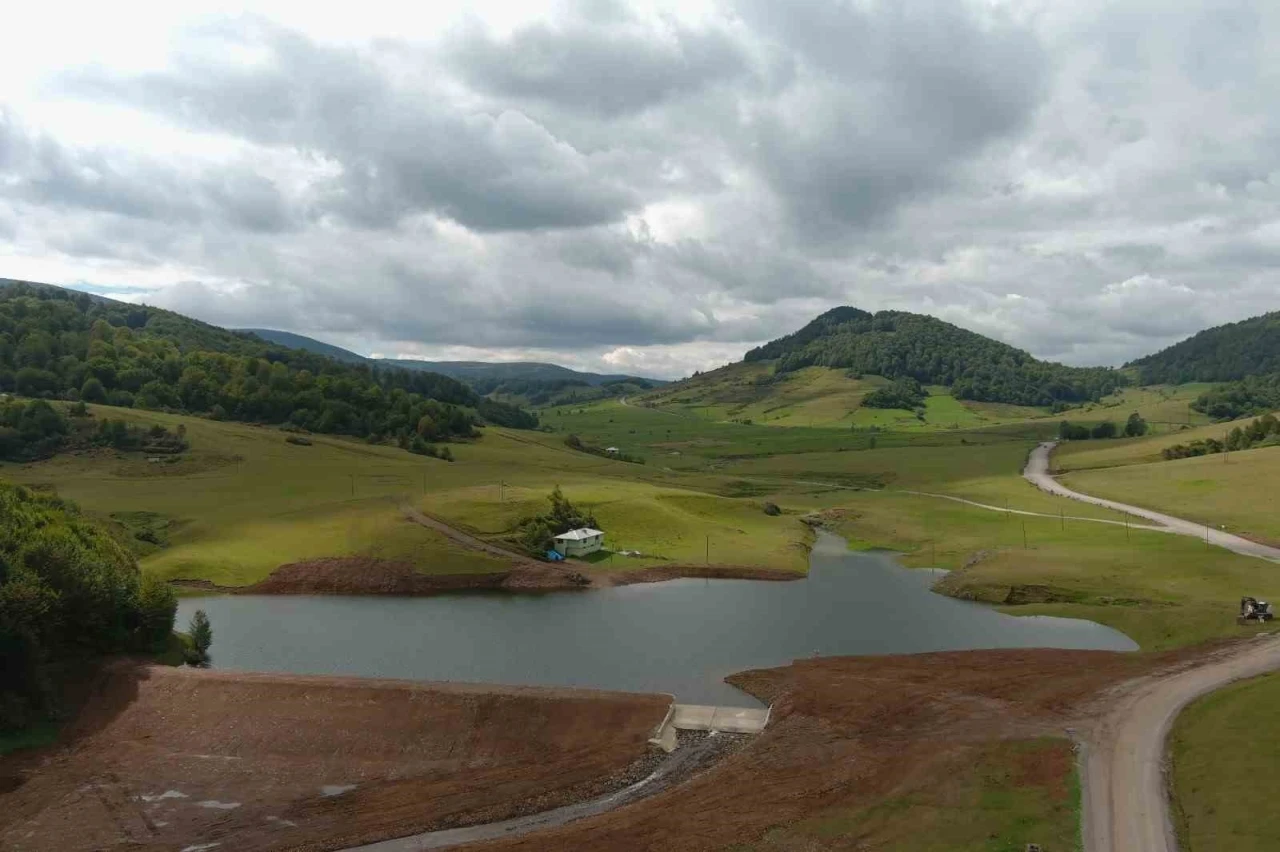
1081 635 1280 852
1024 442 1280 562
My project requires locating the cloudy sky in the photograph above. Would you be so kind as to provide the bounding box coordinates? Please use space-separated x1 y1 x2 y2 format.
1 0 1277 378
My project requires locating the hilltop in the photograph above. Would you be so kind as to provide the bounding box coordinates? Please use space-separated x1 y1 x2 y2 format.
1129 311 1280 383
744 307 1123 406
636 307 1127 428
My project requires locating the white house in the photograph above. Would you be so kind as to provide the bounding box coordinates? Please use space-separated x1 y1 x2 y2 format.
553 527 605 557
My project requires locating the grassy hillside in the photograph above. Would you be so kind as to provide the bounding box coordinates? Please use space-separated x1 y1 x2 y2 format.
1060 446 1280 546
0 403 813 584
743 306 1125 405
1055 411 1271 471
1171 673 1280 852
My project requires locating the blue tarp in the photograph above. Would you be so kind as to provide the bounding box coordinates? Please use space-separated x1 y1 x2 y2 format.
546 550 565 561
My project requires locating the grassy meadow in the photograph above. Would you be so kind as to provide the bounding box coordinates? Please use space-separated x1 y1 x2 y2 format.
1171 673 1280 852
732 738 1081 852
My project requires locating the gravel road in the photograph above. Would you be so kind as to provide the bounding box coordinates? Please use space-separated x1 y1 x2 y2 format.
1024 442 1280 562
1081 635 1280 852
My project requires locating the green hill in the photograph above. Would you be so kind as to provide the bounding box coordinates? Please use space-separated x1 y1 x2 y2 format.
1128 311 1280 420
743 307 1124 407
1128 311 1280 383
240 328 368 364
0 281 537 449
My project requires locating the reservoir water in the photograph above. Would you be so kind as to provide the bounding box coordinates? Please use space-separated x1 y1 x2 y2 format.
176 532 1136 705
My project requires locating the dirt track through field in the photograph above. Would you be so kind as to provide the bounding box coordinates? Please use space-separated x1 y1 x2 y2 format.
1080 635 1280 852
1025 442 1280 562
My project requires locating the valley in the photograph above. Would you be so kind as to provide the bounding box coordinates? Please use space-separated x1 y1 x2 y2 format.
3 286 1280 852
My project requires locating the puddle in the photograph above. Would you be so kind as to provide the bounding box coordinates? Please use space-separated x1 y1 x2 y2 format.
321 784 358 797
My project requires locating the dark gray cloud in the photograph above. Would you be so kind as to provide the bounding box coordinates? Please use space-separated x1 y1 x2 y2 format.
447 2 753 117
2 0 1280 378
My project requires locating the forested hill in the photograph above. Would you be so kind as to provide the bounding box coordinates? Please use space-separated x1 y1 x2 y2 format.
744 307 1125 406
239 328 367 364
0 281 538 446
1128 311 1280 383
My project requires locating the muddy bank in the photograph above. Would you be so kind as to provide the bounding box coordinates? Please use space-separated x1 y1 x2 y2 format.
174 555 801 597
607 563 802 586
0 666 669 852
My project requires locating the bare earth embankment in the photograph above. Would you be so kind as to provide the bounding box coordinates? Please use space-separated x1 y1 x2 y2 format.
6 643 1276 852
0 666 669 852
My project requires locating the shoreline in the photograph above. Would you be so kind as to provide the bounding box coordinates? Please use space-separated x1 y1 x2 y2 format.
168 555 805 597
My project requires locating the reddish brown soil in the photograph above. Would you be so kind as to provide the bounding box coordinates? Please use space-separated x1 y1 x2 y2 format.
469 647 1201 851
246 557 513 595
0 666 668 852
2 645 1226 852
607 563 801 585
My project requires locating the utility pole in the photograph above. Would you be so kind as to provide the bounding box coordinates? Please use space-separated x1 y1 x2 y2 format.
1060 508 1065 531
1021 520 1027 549
705 534 710 565
349 473 355 497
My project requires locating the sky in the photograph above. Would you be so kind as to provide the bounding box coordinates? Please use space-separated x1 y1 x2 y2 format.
1 0 1278 380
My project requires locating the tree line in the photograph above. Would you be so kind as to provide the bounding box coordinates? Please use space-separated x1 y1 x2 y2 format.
0 483 177 730
745 307 1125 407
0 398 190 462
0 284 538 450
1058 413 1148 441
1163 413 1280 460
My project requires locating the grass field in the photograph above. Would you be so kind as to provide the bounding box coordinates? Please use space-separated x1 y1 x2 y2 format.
1171 673 1280 852
0 404 814 584
1055 411 1270 471
1061 446 1280 546
821 490 1275 650
732 738 1080 852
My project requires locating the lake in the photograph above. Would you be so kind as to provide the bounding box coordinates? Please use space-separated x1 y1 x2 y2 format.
176 532 1136 706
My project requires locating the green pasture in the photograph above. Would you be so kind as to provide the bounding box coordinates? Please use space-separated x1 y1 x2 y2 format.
1171 673 1280 852
1061 445 1280 545
1055 411 1273 471
736 738 1080 852
825 490 1276 650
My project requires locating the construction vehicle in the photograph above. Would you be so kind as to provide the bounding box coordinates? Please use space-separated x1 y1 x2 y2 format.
1239 597 1274 623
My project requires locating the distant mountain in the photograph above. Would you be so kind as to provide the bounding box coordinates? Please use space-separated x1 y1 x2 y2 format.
377 359 659 388
240 328 368 364
742 307 1124 406
0 279 538 443
1129 311 1280 384
241 328 665 399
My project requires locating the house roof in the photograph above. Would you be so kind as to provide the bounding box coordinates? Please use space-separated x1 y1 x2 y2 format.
554 528 604 541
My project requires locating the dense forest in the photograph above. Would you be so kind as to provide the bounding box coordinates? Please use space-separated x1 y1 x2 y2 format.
861 377 927 410
1130 311 1280 383
0 283 537 446
1191 374 1280 420
745 307 1125 406
0 483 176 730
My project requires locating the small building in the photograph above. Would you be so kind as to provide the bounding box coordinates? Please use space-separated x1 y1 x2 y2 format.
605 447 620 455
553 528 605 558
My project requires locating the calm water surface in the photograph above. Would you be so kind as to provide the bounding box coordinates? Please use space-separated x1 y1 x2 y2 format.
177 532 1136 705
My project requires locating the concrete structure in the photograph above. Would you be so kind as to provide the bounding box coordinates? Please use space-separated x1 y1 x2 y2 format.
648 703 770 753
670 704 770 734
553 528 605 557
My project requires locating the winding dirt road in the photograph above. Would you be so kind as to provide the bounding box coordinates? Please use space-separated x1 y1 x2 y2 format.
1081 635 1280 852
1024 442 1280 562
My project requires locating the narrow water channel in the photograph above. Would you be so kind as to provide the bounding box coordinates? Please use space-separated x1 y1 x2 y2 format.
176 532 1136 705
